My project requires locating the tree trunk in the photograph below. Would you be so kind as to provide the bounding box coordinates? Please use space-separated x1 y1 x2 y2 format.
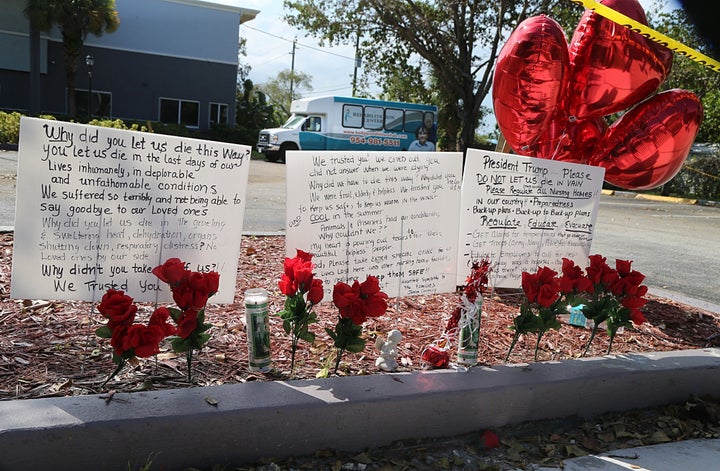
62 35 81 119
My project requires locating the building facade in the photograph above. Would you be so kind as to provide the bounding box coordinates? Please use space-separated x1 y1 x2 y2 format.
0 0 258 131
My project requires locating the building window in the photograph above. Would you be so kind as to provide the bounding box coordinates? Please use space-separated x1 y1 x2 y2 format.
76 90 112 118
209 103 228 126
160 98 200 127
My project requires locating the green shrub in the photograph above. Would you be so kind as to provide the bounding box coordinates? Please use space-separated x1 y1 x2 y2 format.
0 111 57 144
88 118 148 132
663 152 720 201
0 111 22 144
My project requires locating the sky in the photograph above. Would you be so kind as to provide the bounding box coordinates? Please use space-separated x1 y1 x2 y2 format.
238 0 683 128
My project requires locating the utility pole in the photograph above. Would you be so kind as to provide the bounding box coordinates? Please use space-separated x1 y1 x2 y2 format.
352 27 361 97
289 38 297 104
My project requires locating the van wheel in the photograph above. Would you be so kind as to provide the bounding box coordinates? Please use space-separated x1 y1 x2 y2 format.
279 143 298 163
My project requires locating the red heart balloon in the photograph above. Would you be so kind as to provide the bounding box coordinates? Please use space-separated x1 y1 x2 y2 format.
566 0 673 120
589 89 703 190
519 110 608 164
493 14 569 153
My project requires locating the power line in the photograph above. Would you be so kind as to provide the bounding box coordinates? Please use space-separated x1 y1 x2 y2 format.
241 23 355 61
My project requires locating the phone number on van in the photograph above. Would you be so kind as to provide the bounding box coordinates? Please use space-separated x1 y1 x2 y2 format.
349 136 401 147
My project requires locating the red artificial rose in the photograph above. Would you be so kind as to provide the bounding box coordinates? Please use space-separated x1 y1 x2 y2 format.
615 259 633 276
110 325 129 356
176 309 199 338
295 249 313 263
333 275 388 325
537 283 560 308
586 254 610 285
152 258 188 287
559 258 594 294
278 273 297 296
307 278 324 305
121 324 165 358
479 430 500 449
187 271 212 309
281 249 316 294
358 275 389 317
522 267 559 307
204 271 220 296
171 283 194 311
149 306 177 336
629 308 646 325
97 289 137 329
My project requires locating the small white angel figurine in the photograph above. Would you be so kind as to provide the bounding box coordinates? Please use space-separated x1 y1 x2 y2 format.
375 329 402 372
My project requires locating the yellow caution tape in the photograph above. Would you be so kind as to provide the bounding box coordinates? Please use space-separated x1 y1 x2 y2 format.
569 0 720 72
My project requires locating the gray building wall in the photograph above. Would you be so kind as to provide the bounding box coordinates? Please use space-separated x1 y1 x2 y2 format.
0 0 258 131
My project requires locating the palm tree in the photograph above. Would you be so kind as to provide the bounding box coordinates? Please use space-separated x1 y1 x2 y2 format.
24 0 120 119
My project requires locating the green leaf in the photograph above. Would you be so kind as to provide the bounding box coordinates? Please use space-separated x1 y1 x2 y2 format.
168 307 183 323
299 330 315 343
325 327 338 342
171 336 190 353
345 337 366 353
95 325 112 338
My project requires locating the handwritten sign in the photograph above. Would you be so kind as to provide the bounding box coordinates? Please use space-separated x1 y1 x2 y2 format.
457 149 604 287
11 117 251 303
285 151 463 298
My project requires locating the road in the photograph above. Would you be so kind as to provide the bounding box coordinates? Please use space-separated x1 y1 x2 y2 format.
1 150 718 309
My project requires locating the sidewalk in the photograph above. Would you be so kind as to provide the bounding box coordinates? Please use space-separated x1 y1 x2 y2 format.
2 349 720 470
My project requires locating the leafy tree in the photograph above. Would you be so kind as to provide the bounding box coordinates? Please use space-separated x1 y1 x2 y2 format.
235 79 280 144
259 68 313 122
237 36 251 84
24 0 120 119
651 7 720 143
284 0 561 152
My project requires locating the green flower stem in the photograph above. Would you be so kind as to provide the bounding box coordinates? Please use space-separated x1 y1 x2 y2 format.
186 349 193 382
534 332 544 361
505 332 521 363
290 334 299 375
101 358 126 388
582 323 602 357
607 334 616 355
334 347 345 375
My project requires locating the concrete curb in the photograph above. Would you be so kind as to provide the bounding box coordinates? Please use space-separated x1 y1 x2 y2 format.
601 189 719 207
1 348 719 470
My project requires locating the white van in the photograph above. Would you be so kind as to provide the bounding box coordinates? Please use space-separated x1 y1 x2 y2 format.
257 95 438 162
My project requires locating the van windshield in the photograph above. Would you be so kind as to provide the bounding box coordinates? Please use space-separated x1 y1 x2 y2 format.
282 115 306 129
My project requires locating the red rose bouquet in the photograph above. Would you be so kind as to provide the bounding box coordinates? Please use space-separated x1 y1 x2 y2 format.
277 249 324 374
507 255 648 361
95 289 176 386
577 255 648 355
327 275 388 375
507 266 565 361
152 258 219 381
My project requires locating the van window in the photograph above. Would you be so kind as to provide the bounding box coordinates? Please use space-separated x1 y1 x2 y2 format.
304 116 321 132
405 110 424 132
384 108 404 131
342 104 363 128
364 106 384 130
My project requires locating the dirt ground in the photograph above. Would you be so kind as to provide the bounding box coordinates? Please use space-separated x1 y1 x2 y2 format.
2 233 719 401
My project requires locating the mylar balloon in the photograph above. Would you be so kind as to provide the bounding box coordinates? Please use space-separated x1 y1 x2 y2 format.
566 0 673 120
520 111 608 164
493 14 569 153
589 89 703 190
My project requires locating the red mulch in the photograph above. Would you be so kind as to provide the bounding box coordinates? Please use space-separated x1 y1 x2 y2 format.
1 233 719 400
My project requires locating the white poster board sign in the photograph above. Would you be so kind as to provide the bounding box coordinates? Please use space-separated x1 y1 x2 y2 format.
11 117 251 303
457 149 605 287
286 151 463 298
